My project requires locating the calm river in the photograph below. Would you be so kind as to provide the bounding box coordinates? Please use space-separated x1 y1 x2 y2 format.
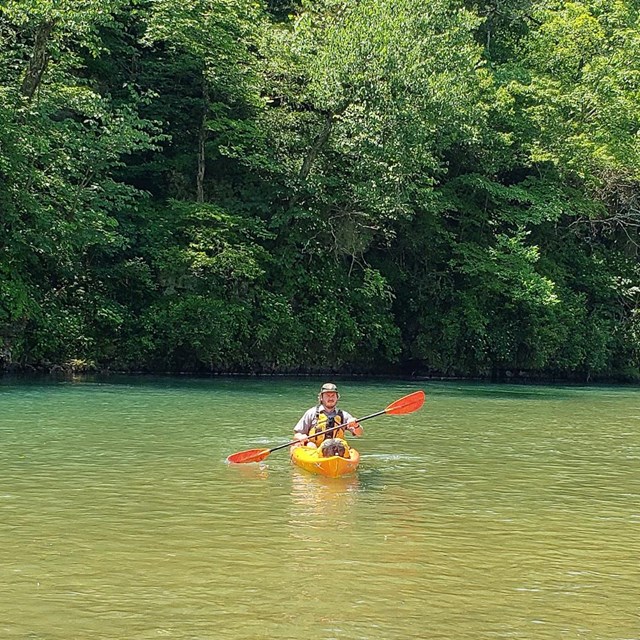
1 376 639 639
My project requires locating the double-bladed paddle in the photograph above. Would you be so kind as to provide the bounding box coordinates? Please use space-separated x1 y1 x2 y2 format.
226 390 425 464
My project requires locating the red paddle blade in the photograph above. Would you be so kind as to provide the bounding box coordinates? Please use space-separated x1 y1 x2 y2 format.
385 390 425 415
226 448 271 464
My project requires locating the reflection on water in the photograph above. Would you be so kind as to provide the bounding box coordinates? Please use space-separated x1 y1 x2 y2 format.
289 471 361 523
1 378 639 640
225 459 271 481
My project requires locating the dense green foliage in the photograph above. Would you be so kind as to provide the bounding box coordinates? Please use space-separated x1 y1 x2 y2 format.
1 0 639 379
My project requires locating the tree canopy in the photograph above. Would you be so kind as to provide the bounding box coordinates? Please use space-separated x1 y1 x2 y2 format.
1 0 639 380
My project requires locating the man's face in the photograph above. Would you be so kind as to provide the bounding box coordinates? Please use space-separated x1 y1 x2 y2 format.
321 391 338 409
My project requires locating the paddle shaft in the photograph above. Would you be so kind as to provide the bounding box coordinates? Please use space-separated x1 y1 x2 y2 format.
266 408 387 455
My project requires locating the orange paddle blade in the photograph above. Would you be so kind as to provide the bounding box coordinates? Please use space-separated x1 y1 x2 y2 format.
226 448 271 464
385 390 425 415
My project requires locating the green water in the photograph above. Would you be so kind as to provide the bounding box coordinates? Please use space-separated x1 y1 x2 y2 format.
1 376 639 639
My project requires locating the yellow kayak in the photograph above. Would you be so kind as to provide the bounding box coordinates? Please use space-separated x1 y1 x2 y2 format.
290 445 360 478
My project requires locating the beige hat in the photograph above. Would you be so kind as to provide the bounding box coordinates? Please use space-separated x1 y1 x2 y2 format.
320 383 339 394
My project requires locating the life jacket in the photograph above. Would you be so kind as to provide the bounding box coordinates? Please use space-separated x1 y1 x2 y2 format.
308 407 345 447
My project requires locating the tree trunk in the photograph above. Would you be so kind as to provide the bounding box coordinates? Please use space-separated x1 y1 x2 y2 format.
298 112 334 184
289 106 346 210
21 19 56 100
196 78 210 203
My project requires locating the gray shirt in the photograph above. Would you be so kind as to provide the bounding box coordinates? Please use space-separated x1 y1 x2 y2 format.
294 404 357 435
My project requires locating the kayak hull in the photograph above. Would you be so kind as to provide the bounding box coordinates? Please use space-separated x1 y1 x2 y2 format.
290 445 360 478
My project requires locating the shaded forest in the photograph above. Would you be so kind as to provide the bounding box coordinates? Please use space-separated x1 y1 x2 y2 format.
1 0 639 380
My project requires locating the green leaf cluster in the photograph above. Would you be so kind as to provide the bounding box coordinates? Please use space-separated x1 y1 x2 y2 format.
1 0 638 380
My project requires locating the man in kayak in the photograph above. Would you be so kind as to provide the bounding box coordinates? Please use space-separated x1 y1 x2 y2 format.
293 383 363 450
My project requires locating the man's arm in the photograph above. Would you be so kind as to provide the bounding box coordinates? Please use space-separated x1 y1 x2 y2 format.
294 407 315 434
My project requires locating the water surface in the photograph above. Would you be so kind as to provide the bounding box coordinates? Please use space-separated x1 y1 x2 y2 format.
1 377 639 639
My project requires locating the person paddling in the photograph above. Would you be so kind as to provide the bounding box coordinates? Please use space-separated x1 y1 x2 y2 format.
293 383 363 451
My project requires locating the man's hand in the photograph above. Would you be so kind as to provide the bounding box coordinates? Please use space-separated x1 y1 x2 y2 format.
346 421 363 436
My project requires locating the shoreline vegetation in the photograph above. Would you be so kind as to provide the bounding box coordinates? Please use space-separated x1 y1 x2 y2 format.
1 1 639 382
1 361 637 385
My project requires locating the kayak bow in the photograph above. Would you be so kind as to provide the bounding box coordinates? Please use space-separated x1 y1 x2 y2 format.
290 445 360 478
